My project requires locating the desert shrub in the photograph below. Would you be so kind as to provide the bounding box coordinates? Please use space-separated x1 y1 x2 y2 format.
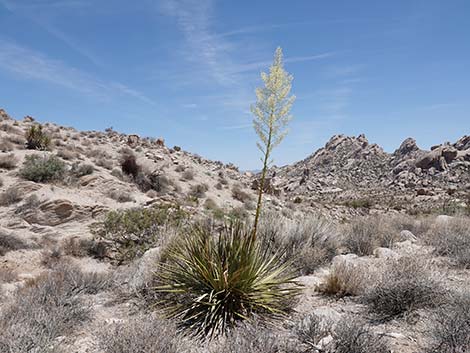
62 237 108 259
212 320 295 353
188 183 208 199
135 172 172 194
0 153 18 169
106 189 135 203
91 205 187 264
120 152 140 178
342 216 399 256
258 213 339 275
0 267 18 283
95 157 114 170
56 148 77 160
0 140 14 152
424 217 470 268
343 198 372 209
318 260 370 297
0 231 33 256
425 293 470 353
293 313 331 349
14 194 40 215
364 257 446 320
20 154 66 182
232 184 253 202
331 316 389 353
0 186 22 206
0 265 101 352
97 315 182 353
181 169 194 181
70 162 94 178
154 223 299 337
25 124 51 150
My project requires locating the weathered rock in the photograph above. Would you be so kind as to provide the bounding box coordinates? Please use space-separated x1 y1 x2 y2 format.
23 199 76 226
373 247 400 259
127 134 140 146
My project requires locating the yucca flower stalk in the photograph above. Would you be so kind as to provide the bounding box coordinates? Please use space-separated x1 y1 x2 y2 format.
251 47 295 240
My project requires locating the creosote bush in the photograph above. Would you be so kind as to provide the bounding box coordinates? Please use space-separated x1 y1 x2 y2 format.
91 204 187 264
25 124 51 150
155 223 299 338
364 257 446 320
188 183 208 199
20 154 66 183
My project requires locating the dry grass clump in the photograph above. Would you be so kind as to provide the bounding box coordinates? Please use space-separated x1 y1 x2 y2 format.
20 154 66 183
96 315 183 353
331 316 389 353
0 265 104 352
0 140 14 152
424 217 470 268
293 313 331 349
181 168 194 181
106 189 135 203
425 292 470 353
0 267 18 283
56 147 78 160
70 162 94 178
14 194 41 215
342 215 399 256
212 320 295 353
318 260 370 297
232 184 253 202
0 231 33 256
258 212 339 274
62 237 107 259
364 257 446 320
0 186 23 206
0 153 18 169
95 157 114 170
188 183 209 199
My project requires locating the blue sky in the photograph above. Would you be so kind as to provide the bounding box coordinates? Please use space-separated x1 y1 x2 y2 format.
0 0 469 170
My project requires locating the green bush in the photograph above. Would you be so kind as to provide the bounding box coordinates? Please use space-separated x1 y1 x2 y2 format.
155 223 299 338
20 154 66 183
91 205 187 264
25 125 51 150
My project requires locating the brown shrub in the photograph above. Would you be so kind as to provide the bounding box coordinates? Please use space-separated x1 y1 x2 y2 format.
232 184 253 202
120 153 140 178
0 153 18 169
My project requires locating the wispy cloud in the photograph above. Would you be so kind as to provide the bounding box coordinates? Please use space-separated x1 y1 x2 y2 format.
0 39 155 104
219 123 252 130
0 0 102 66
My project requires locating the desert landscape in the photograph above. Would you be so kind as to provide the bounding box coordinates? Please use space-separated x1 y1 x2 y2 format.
0 106 469 352
1 1 469 352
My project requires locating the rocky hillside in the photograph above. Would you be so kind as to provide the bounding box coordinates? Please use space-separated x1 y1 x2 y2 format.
270 133 470 215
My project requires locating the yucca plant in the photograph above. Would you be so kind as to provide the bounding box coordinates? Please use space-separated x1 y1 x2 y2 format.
155 223 300 338
25 124 51 150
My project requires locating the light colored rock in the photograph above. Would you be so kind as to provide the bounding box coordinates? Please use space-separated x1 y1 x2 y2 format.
399 230 417 242
373 247 400 259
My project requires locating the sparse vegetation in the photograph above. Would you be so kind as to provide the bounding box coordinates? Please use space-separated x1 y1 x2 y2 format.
0 153 18 169
342 216 399 256
120 152 140 178
318 260 370 297
181 169 194 181
188 183 209 199
155 223 299 337
364 257 446 320
20 154 66 183
70 162 94 178
331 316 389 353
91 205 187 263
0 231 34 256
232 184 253 202
97 315 182 353
0 186 22 206
0 265 103 352
424 217 470 268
